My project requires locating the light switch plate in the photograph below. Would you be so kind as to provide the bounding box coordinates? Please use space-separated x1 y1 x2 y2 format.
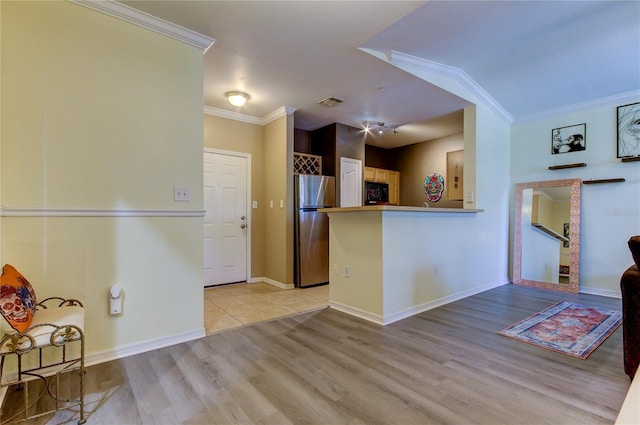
466 191 474 203
174 186 190 202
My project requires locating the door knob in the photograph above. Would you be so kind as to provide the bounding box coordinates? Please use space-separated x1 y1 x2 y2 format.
241 224 246 229
241 216 246 220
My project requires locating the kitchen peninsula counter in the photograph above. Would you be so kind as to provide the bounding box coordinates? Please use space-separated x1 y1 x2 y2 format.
319 205 483 214
322 205 500 326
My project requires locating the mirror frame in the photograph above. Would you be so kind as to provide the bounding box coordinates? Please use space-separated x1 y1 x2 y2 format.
513 178 581 293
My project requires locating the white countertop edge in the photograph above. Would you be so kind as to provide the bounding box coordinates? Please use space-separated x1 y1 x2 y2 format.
615 371 639 425
320 206 483 214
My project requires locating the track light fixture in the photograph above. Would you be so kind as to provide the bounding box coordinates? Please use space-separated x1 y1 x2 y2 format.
364 121 399 135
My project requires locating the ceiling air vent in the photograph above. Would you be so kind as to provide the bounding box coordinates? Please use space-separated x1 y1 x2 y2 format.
317 96 344 107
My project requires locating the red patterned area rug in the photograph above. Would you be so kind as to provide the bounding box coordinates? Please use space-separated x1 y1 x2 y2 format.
498 301 622 360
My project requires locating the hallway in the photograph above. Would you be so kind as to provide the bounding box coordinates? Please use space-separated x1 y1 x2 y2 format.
204 282 329 335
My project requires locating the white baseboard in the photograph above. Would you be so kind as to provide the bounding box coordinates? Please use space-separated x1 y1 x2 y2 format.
383 281 509 325
0 328 205 392
328 301 385 325
579 287 621 299
250 276 294 290
385 281 509 325
331 281 508 326
85 327 205 368
616 367 639 425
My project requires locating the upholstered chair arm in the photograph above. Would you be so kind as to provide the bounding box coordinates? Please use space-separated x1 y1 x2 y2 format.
621 235 640 379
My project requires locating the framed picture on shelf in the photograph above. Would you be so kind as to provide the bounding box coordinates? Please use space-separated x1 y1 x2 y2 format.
551 123 586 154
617 101 640 158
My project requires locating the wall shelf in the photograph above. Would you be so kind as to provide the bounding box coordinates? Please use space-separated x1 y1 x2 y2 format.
548 163 587 170
621 156 640 163
582 178 625 185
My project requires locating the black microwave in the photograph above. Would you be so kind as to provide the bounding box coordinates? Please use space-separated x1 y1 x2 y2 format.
364 181 389 204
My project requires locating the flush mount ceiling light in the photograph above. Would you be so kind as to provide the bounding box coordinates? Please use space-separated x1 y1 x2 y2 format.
225 91 250 107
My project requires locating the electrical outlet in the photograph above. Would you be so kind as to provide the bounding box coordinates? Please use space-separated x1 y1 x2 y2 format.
174 186 190 202
344 265 350 278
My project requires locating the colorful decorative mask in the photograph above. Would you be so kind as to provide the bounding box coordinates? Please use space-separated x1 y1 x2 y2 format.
424 173 444 202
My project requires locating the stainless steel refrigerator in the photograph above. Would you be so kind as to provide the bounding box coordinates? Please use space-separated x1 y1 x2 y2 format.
294 175 335 287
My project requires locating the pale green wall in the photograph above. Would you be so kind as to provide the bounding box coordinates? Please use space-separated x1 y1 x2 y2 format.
328 208 507 324
511 99 640 294
1 2 205 354
384 62 512 290
522 190 560 283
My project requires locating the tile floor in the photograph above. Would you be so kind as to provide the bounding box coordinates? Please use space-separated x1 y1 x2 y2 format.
203 281 329 335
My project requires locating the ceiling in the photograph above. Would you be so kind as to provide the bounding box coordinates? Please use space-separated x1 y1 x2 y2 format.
122 1 640 148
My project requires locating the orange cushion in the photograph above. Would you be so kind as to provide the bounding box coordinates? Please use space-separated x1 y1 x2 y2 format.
0 264 37 333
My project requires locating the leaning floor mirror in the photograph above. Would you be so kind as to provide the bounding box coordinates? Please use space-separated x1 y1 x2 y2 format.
513 178 581 293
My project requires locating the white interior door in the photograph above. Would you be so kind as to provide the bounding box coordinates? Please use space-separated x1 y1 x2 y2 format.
203 151 248 286
340 157 362 207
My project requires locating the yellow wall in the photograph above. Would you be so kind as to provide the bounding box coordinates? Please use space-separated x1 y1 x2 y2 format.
203 114 265 277
328 211 384 318
395 133 464 208
203 112 294 285
552 200 571 262
1 2 205 354
263 115 295 284
532 194 552 224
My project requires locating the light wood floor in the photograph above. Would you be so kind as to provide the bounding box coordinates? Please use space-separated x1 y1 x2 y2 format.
204 282 329 334
3 284 630 424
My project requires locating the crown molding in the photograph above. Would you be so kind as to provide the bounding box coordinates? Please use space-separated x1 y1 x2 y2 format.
69 0 215 52
203 105 297 126
515 90 640 124
203 106 263 125
387 51 513 125
263 106 297 126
